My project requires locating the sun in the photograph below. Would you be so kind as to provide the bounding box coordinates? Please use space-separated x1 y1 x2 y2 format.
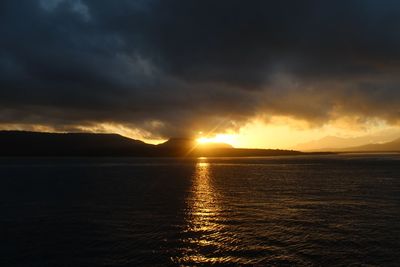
196 134 237 147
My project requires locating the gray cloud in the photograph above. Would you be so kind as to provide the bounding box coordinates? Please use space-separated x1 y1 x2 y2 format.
1 0 400 137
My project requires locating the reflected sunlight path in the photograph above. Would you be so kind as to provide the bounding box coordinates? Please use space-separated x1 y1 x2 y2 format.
174 158 242 265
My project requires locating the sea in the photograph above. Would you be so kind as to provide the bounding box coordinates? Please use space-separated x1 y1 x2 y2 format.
1 154 399 266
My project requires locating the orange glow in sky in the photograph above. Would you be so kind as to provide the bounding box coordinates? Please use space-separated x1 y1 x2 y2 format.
192 116 400 150
2 116 400 151
196 134 238 147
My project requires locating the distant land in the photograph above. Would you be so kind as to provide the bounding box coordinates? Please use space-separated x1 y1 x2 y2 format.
295 136 400 152
339 138 400 152
293 132 400 151
0 131 331 157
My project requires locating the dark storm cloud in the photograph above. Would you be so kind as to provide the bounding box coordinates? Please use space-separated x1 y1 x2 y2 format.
1 0 400 137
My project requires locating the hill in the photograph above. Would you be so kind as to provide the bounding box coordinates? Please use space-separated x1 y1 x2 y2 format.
157 137 304 157
0 131 327 157
341 138 400 152
159 137 232 149
293 132 400 152
0 131 153 156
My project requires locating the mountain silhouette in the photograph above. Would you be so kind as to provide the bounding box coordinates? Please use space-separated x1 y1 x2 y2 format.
293 133 400 151
158 137 197 148
159 137 232 149
340 137 400 152
0 131 152 156
0 131 325 157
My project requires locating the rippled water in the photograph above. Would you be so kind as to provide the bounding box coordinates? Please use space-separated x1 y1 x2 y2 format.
1 154 400 266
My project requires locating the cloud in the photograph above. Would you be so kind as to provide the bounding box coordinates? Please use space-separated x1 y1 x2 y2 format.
40 0 91 21
1 0 400 138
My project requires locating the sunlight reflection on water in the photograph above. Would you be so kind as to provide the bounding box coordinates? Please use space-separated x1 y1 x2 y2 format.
1 156 399 266
175 159 242 265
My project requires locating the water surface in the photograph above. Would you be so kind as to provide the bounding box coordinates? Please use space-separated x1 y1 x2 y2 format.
1 154 399 266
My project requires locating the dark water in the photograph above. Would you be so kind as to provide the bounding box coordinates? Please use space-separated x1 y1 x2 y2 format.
1 154 400 266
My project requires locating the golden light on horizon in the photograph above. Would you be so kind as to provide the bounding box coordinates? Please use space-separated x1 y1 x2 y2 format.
196 134 238 147
1 116 399 150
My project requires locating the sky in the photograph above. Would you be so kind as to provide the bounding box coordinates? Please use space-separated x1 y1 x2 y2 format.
1 0 400 148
